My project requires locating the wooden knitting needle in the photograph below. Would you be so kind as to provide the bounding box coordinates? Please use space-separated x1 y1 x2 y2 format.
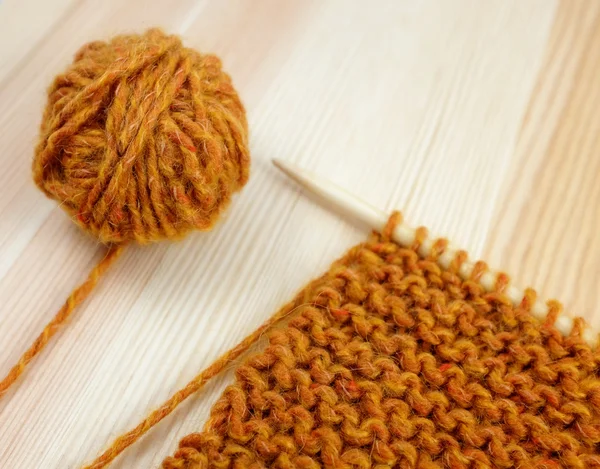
272 158 597 347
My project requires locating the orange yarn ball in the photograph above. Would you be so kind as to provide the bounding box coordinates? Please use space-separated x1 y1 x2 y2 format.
33 29 250 244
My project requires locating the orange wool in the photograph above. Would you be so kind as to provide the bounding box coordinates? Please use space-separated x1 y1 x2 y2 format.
33 28 249 244
6 28 599 469
160 216 600 468
1 29 249 399
85 215 600 468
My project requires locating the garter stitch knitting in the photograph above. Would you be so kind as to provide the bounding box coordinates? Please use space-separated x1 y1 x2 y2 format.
84 214 600 468
1 29 249 398
157 214 600 469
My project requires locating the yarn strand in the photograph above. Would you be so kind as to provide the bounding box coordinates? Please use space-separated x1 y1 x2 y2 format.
81 290 313 469
0 245 124 398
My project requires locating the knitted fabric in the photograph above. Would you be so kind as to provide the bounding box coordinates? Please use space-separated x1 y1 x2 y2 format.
163 218 600 469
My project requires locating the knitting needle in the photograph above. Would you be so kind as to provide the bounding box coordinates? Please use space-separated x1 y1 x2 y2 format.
272 158 597 347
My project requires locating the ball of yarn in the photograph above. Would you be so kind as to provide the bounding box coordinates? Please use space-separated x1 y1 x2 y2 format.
33 29 250 244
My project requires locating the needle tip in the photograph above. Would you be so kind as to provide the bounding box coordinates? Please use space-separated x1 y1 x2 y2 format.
271 158 301 184
271 158 287 173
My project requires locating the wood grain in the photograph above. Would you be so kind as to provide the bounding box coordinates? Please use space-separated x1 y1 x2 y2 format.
0 0 80 84
1 0 596 468
484 0 600 328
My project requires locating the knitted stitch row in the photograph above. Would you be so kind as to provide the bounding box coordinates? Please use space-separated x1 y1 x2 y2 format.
159 215 600 468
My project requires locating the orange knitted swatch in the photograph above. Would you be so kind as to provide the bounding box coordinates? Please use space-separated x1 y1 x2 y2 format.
153 217 600 469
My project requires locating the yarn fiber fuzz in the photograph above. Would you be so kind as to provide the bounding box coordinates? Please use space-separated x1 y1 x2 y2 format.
2 28 252 461
33 28 250 245
164 219 600 469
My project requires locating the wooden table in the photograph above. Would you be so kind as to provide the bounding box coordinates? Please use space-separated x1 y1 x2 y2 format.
1 1 598 467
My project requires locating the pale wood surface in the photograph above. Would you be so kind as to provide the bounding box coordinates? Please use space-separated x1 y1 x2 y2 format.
0 1 597 467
